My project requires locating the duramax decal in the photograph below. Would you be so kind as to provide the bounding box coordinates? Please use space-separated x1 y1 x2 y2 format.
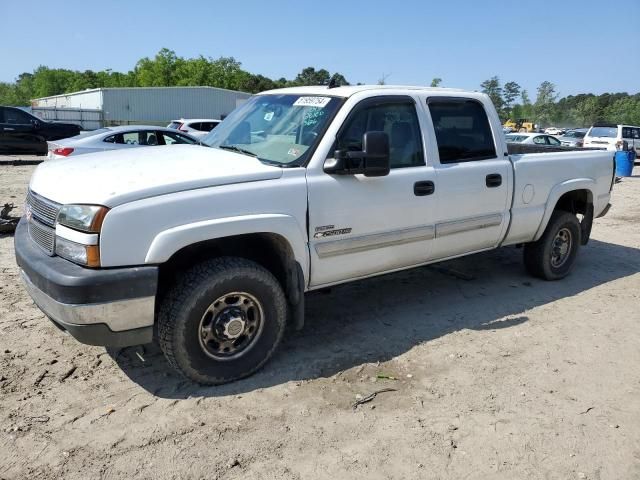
313 227 352 238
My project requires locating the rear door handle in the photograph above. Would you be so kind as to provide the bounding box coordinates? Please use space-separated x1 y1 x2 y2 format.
414 180 435 196
486 174 502 188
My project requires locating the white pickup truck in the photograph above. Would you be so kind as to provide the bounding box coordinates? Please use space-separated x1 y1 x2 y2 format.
15 85 615 385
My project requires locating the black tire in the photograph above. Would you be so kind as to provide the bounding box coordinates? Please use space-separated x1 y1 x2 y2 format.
523 210 581 280
157 257 287 385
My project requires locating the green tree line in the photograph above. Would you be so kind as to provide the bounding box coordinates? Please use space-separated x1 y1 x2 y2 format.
1 49 638 127
479 76 640 127
0 48 349 106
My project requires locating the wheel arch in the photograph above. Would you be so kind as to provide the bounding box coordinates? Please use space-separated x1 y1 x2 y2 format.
146 214 308 271
533 179 595 242
151 216 308 329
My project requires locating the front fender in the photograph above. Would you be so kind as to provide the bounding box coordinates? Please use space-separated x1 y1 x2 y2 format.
144 213 309 280
533 178 595 241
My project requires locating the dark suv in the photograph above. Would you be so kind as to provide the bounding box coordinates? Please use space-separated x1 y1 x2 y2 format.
0 106 81 155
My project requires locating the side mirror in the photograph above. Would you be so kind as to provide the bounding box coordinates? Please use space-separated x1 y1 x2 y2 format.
324 131 390 177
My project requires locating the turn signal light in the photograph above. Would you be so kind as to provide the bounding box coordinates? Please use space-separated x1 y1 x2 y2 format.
86 245 101 267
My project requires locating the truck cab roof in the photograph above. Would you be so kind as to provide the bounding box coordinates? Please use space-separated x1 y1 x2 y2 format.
259 84 468 98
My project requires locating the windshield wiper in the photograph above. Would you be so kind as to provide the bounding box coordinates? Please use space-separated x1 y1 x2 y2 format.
216 144 287 168
218 145 258 157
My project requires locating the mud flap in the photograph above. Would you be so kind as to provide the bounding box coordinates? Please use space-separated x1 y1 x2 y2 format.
580 203 594 246
287 262 306 331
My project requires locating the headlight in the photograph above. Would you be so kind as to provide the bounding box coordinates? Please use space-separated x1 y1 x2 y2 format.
55 204 108 267
57 205 108 233
55 236 101 267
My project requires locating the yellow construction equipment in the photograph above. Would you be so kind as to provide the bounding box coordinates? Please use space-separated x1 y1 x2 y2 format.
504 119 535 133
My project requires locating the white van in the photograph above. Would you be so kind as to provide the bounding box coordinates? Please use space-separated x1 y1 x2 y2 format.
584 123 640 153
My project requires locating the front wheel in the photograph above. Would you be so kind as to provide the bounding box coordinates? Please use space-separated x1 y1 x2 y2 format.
523 211 581 280
157 257 287 385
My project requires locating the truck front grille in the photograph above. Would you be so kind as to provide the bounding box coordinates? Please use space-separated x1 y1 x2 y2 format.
26 190 60 227
25 190 60 255
28 219 56 255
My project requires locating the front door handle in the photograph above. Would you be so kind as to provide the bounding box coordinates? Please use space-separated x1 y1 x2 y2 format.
414 180 435 196
486 173 502 188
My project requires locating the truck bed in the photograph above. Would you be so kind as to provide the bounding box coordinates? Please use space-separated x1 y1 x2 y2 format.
503 148 615 245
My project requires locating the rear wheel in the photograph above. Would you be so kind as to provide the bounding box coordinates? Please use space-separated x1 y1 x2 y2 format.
523 211 581 280
157 257 287 385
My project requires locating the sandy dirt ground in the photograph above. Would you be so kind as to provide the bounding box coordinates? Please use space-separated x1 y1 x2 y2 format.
1 161 639 480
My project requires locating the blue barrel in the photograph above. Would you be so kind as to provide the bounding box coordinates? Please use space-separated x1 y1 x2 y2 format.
615 151 634 177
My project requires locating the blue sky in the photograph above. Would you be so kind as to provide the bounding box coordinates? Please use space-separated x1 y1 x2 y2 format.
1 0 638 99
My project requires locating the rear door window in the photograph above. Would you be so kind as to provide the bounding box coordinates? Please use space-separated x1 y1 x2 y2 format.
533 136 546 145
427 99 497 163
4 108 33 125
160 131 198 145
622 127 640 139
119 131 159 145
200 122 217 131
119 132 137 144
589 126 618 138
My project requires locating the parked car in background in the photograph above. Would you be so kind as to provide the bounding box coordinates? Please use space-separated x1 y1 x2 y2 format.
505 133 561 146
583 123 640 153
558 128 588 147
47 126 198 159
0 106 80 155
168 118 222 139
544 127 565 135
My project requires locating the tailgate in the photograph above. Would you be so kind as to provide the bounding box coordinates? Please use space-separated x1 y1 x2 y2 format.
585 138 615 150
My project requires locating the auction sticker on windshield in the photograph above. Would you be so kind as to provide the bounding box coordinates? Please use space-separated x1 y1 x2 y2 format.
293 97 331 108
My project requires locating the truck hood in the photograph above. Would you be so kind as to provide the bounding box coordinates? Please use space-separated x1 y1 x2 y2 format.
29 144 284 207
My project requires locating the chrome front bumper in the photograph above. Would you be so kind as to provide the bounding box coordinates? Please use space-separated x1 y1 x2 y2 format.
20 269 155 347
20 269 155 332
14 217 157 347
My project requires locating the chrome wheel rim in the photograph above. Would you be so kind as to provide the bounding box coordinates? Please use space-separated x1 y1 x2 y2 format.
550 227 572 268
198 292 264 361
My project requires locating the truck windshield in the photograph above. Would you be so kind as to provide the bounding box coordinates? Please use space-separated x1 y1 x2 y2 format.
201 94 343 166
